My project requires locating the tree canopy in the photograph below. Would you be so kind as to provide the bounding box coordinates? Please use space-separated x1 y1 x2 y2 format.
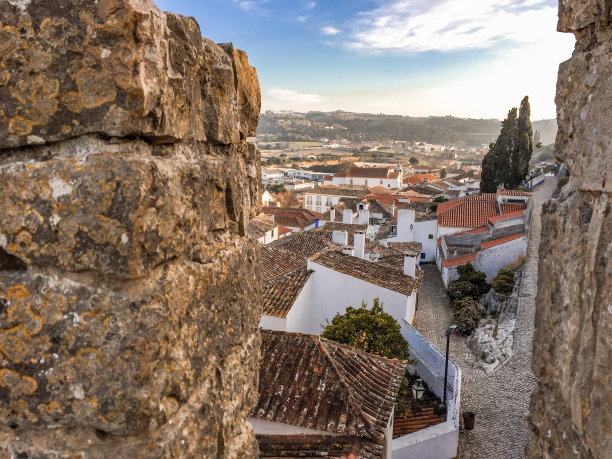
481 96 534 192
321 298 410 360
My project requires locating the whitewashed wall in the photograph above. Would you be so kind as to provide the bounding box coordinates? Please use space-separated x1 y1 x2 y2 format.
392 321 461 459
475 236 527 280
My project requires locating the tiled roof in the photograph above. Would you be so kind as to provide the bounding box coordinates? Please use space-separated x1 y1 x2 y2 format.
317 222 367 233
262 267 312 317
263 206 323 229
393 392 444 438
260 245 307 280
253 330 408 457
438 199 498 228
305 186 370 197
403 174 437 185
497 189 533 196
404 185 441 196
500 203 527 214
346 166 394 179
441 252 477 268
367 186 394 194
248 213 276 239
442 178 464 187
425 180 451 191
480 232 524 249
277 225 292 236
310 250 422 295
467 226 490 234
368 241 422 257
488 210 525 225
269 231 336 257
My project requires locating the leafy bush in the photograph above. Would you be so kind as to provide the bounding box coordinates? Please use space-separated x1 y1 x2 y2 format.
453 300 483 336
447 280 479 302
457 263 490 297
493 268 515 295
503 255 525 272
322 298 410 360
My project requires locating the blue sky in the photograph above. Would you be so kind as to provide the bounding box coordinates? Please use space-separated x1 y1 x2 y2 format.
154 0 575 120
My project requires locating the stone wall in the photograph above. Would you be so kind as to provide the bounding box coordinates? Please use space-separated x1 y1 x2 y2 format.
0 0 262 457
528 1 611 458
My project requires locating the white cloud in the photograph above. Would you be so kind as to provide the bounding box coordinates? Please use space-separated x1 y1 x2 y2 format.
322 26 341 35
266 88 327 107
349 0 562 52
232 0 269 12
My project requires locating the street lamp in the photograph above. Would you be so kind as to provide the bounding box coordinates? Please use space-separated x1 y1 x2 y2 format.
412 378 425 404
443 325 457 406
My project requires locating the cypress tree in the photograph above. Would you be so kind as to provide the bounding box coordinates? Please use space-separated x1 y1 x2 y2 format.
480 107 518 192
514 96 534 186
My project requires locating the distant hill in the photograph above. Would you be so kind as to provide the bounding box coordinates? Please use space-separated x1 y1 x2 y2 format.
257 111 557 147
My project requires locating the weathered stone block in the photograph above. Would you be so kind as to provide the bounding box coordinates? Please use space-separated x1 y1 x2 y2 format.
0 137 254 278
0 0 260 148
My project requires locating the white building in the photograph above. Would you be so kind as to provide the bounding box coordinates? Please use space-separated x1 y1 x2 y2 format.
324 166 402 189
259 244 422 333
261 168 284 181
386 206 438 262
248 213 278 244
303 186 368 214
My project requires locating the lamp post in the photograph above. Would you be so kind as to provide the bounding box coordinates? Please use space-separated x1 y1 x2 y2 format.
443 325 457 406
412 378 425 408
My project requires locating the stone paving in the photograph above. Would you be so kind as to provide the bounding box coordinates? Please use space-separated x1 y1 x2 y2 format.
413 177 558 458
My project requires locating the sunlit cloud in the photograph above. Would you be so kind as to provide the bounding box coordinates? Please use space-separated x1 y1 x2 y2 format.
348 0 562 52
265 88 327 110
232 0 269 13
322 26 341 35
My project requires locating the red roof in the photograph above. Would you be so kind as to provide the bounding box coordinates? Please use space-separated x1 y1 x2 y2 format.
441 252 477 267
403 174 437 185
481 232 524 249
277 225 292 236
467 226 490 234
501 203 527 214
497 189 533 196
262 206 323 228
437 194 527 229
345 166 394 179
488 210 525 225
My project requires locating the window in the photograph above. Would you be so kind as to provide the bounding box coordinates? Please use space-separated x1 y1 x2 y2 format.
316 206 321 213
350 179 353 185
306 196 312 205
316 196 321 205
421 253 426 259
428 234 434 239
326 198 332 206
380 179 383 185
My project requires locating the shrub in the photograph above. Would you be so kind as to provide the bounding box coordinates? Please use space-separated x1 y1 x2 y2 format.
503 255 525 272
457 263 490 298
452 297 480 313
322 298 410 360
493 269 515 295
447 280 478 302
453 301 483 336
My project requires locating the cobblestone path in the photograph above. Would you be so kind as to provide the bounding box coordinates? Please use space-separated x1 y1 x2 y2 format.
413 177 558 458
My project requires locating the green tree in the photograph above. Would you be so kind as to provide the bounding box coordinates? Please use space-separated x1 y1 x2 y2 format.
409 157 419 165
322 298 410 360
481 97 534 192
440 168 447 178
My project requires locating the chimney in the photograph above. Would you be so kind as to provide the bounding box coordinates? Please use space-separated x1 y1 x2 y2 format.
358 208 370 225
354 231 366 259
343 209 353 224
315 218 319 229
332 230 348 246
404 252 416 277
329 207 336 222
391 200 396 217
342 246 355 256
397 209 416 241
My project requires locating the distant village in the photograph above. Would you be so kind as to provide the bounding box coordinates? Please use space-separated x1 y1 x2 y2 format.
248 136 559 457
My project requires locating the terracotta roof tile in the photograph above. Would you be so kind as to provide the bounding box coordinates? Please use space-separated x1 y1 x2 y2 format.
488 209 525 225
260 245 307 280
441 252 477 268
346 166 394 179
248 213 276 239
310 250 422 295
500 203 527 214
392 393 444 438
497 189 533 196
263 206 323 229
269 231 336 258
467 226 490 234
403 185 442 196
480 232 524 249
262 267 312 317
403 174 437 185
252 330 408 457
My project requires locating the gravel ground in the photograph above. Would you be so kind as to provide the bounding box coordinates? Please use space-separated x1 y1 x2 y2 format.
413 177 558 458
